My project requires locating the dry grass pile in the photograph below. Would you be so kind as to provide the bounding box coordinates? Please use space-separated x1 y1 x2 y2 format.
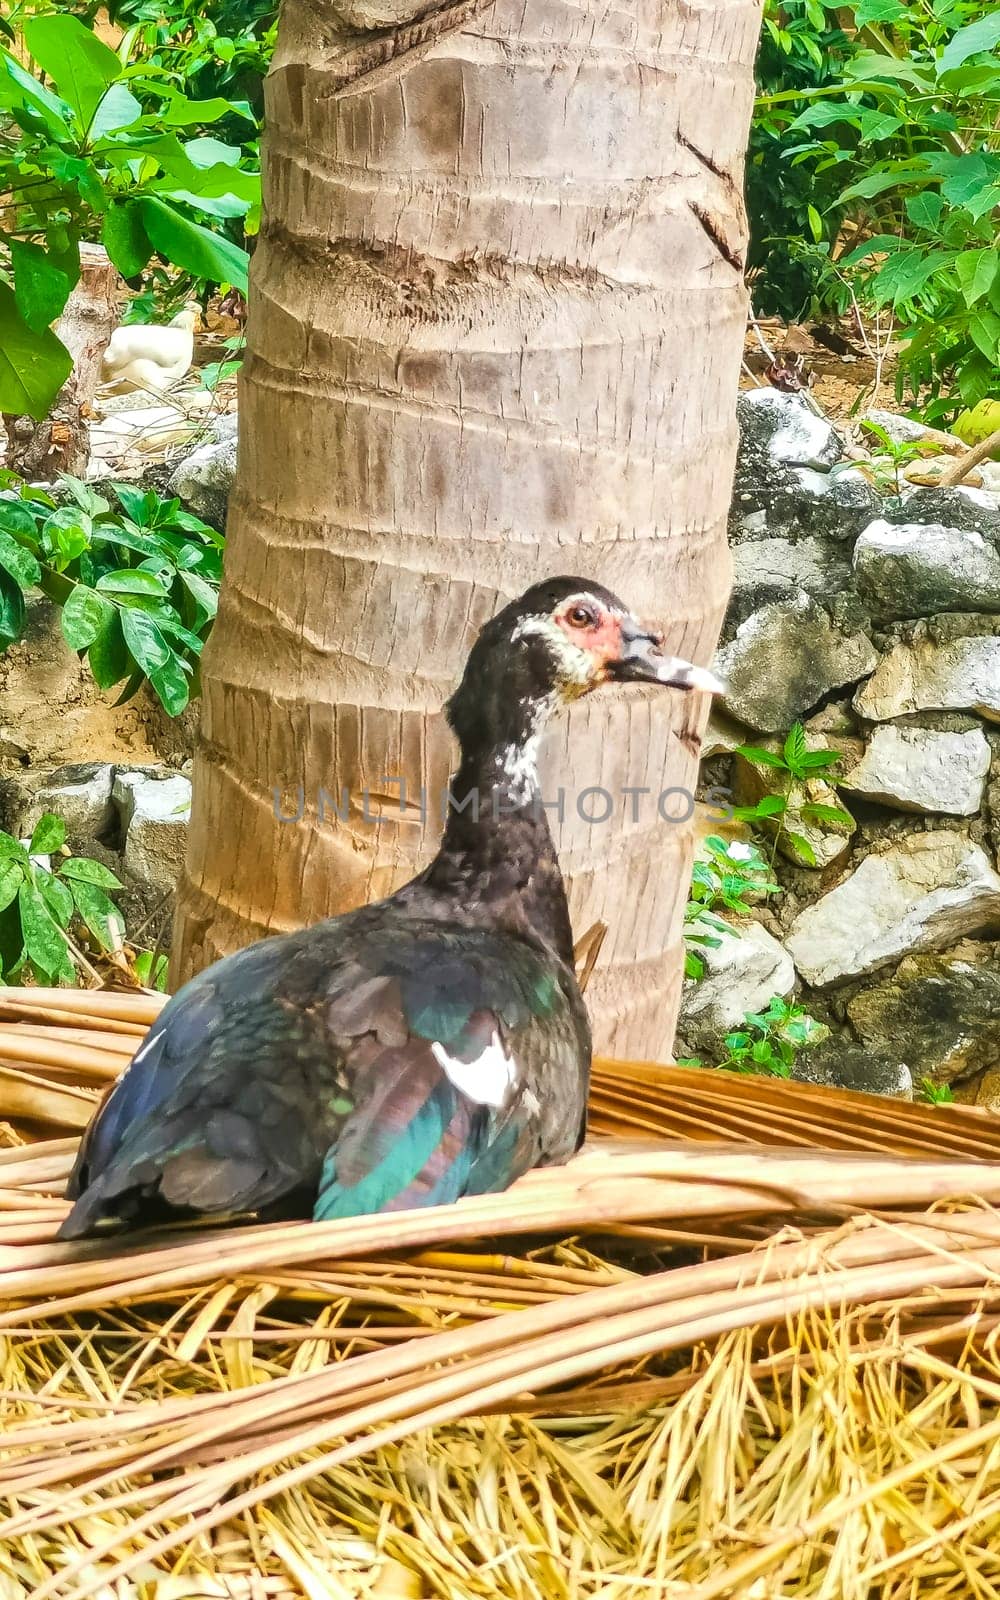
3 986 1000 1598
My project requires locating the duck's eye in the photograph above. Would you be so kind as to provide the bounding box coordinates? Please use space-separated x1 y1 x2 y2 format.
567 604 596 629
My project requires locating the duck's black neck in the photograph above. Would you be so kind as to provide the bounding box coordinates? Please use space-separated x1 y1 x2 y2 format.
414 682 575 969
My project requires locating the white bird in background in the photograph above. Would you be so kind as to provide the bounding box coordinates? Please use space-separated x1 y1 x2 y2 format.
100 303 200 394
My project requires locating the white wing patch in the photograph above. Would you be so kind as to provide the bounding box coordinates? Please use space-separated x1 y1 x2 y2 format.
431 1032 516 1108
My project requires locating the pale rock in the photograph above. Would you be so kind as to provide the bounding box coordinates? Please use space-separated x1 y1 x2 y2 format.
18 762 116 840
739 389 843 470
848 949 1000 1084
715 592 878 732
854 635 1000 723
113 770 192 892
839 724 991 816
679 920 795 1049
730 534 853 622
168 412 238 528
786 832 1000 987
853 519 1000 620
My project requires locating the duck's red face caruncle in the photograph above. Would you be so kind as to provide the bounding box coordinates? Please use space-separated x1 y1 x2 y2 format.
547 592 725 699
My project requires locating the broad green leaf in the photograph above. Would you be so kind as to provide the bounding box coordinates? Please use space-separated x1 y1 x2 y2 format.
22 14 122 132
61 584 115 650
800 803 854 827
179 569 219 623
783 723 807 771
938 13 1000 76
10 240 71 335
30 813 66 854
0 568 26 650
59 856 122 889
121 608 171 674
0 48 74 137
0 860 22 914
87 610 130 688
89 81 141 138
68 878 125 952
873 249 953 306
0 527 41 590
735 745 788 769
149 651 191 715
17 879 71 977
184 136 243 168
0 286 72 420
96 569 170 597
155 188 251 220
139 197 249 293
940 154 1000 212
154 91 254 126
968 311 1000 362
855 109 902 142
839 169 922 202
750 795 787 817
905 192 944 231
956 249 997 308
854 0 905 21
842 50 931 89
38 870 73 926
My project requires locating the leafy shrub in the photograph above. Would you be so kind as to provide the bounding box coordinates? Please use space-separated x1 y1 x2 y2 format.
0 473 221 713
0 10 258 417
0 813 125 984
755 0 1000 417
684 834 779 978
717 995 829 1078
733 723 852 868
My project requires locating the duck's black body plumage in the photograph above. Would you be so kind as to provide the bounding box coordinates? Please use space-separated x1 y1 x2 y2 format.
60 576 716 1240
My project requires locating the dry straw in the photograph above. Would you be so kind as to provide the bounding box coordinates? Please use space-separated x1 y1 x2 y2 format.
3 985 1000 1599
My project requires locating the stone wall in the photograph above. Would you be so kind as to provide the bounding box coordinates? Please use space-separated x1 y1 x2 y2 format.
678 390 1000 1105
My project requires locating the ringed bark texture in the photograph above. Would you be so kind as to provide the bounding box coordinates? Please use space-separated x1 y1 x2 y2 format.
173 0 760 1058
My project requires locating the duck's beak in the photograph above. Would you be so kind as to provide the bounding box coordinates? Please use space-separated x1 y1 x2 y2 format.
610 622 726 695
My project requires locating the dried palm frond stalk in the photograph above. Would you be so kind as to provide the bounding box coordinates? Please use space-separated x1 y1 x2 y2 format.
3 987 1000 1600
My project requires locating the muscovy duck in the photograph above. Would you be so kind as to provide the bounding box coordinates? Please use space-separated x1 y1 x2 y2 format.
59 577 721 1239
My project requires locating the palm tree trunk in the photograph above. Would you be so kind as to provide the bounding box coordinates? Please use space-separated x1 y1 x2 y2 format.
172 0 761 1059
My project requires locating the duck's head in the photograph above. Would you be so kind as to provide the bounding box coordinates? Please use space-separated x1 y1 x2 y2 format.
447 576 724 760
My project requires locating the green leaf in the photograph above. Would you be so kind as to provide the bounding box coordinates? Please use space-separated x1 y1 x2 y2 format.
121 608 171 674
0 526 41 590
17 879 71 977
138 197 249 294
940 154 1000 212
22 14 122 132
806 204 823 243
68 878 125 952
735 745 788 770
96 569 170 597
59 856 122 889
89 81 141 138
968 311 1000 362
30 813 66 854
955 249 997 308
800 803 854 827
102 202 151 279
0 860 23 915
154 91 255 126
905 193 944 232
87 610 130 689
751 795 788 818
938 13 1000 76
783 723 807 771
38 870 73 926
0 568 26 650
178 569 219 623
0 47 74 137
10 240 71 335
854 0 906 21
872 250 953 307
60 585 114 651
0 286 72 420
149 651 191 715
